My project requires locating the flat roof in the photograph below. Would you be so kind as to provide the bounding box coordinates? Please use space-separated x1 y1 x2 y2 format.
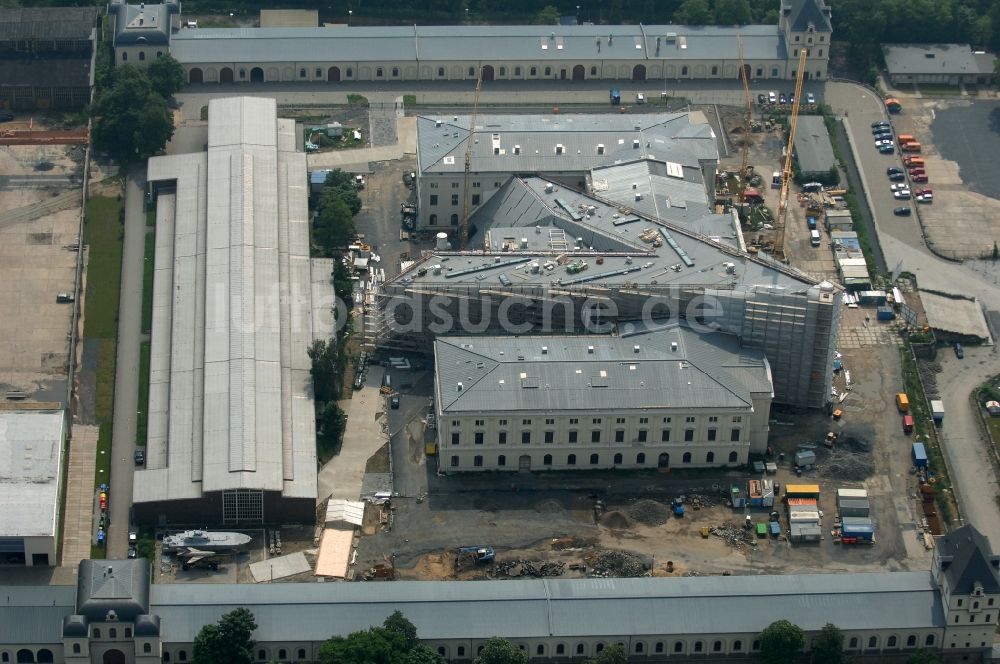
168 23 784 65
919 289 991 342
418 112 717 176
0 410 64 538
147 571 943 643
434 324 770 414
140 97 317 504
793 115 836 175
0 7 97 41
883 44 982 76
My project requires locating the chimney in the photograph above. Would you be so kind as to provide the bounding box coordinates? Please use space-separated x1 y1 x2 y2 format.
634 345 641 354
457 382 463 392
632 139 640 149
514 144 521 155
541 346 548 354
520 237 528 249
588 345 594 354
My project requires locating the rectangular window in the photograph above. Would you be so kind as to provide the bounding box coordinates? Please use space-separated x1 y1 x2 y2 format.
591 430 601 443
568 431 578 443
545 418 555 425
732 416 742 423
452 432 460 445
451 182 460 188
545 431 554 444
616 417 625 424
522 419 531 425
499 419 507 426
494 181 501 188
639 417 648 424
452 420 460 427
475 419 484 427
684 429 694 442
451 455 459 467
498 432 507 445
451 194 459 205
223 489 263 523
685 416 695 423
638 430 647 442
731 429 741 442
472 194 481 205
569 418 579 424
615 430 625 443
430 182 438 188
708 416 718 423
772 67 779 77
430 195 438 205
593 418 602 424
663 417 671 423
707 428 717 441
661 429 670 442
474 432 484 445
522 431 531 444
472 181 481 188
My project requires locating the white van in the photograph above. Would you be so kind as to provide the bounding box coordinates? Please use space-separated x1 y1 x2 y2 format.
636 93 645 104
810 230 821 247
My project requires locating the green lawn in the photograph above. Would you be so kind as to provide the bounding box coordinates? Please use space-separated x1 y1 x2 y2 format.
142 230 155 334
83 196 123 339
917 83 962 96
83 195 124 491
136 341 150 447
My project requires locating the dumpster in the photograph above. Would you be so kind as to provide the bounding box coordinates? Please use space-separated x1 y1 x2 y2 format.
912 442 928 468
756 523 768 538
769 521 782 537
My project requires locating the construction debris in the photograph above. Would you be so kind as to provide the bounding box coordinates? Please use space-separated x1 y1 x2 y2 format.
710 522 756 549
588 550 647 578
491 559 566 578
626 499 670 526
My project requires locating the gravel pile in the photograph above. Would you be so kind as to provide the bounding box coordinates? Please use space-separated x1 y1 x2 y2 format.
600 511 632 529
590 550 647 577
627 499 670 526
817 449 874 481
492 560 566 578
711 522 756 548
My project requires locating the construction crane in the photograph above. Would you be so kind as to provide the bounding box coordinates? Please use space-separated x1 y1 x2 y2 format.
772 48 808 262
459 69 483 249
736 33 753 210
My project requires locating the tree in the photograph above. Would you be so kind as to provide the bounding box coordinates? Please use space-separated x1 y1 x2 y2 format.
907 650 940 664
674 0 712 25
759 619 805 664
332 258 354 313
713 0 752 25
474 637 528 664
318 401 347 455
534 4 560 24
586 644 627 664
317 613 442 664
810 623 845 664
307 338 338 403
192 608 256 664
383 610 418 650
323 169 363 215
91 65 174 164
146 53 187 98
314 196 356 254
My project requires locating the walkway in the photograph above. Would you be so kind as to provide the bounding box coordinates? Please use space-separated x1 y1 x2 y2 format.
106 168 145 559
317 365 387 502
59 424 97 567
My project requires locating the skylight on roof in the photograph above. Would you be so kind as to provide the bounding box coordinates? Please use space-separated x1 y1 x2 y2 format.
665 161 684 178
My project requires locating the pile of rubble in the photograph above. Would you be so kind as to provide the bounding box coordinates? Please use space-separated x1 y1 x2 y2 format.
492 560 566 578
710 523 756 548
589 550 647 578
627 499 670 526
685 493 718 509
817 448 874 481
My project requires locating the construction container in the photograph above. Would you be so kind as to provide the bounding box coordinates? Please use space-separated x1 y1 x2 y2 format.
841 522 875 542
931 400 945 425
895 393 910 412
876 305 896 321
789 510 821 524
748 479 763 507
787 498 818 509
858 290 887 305
912 442 928 468
837 488 868 501
794 450 816 468
790 523 822 542
730 484 745 509
838 498 871 518
786 484 820 499
761 479 775 507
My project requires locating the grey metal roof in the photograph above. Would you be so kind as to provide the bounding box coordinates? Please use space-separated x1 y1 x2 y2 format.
418 112 717 175
0 585 74 645
147 571 943 643
782 0 832 34
882 44 982 76
140 97 317 505
434 323 769 414
936 525 1000 595
167 23 784 65
0 58 91 88
0 410 64 538
110 2 176 46
0 7 97 41
793 115 835 175
76 560 150 622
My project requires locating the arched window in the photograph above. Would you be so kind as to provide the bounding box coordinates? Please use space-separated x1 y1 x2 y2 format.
867 637 877 649
682 452 692 463
179 652 187 662
144 643 152 653
299 68 306 78
906 635 916 647
635 642 644 653
710 65 717 75
543 454 552 465
693 641 704 652
536 645 544 655
93 629 100 639
567 454 576 465
849 637 858 649
576 644 585 654
122 52 128 61
110 628 117 638
544 66 551 76
596 643 604 653
468 67 475 76
733 640 742 651
258 650 266 661
125 628 132 638
139 51 146 61
636 453 645 464
278 649 287 660
613 453 622 464
437 647 446 657
530 66 537 76
164 654 171 662
887 636 897 648
674 641 684 653
681 65 688 76
375 67 383 77
478 646 484 654
498 454 506 466
15 651 32 664
450 214 459 226
392 67 399 77
73 645 81 654
706 451 715 463
457 647 465 657
590 66 597 75
713 640 723 652
239 69 246 79
37 651 53 664
515 66 522 76
438 67 445 76
428 214 437 226
346 68 353 77
556 644 565 655
729 451 738 463
590 453 599 465
925 635 935 646
499 67 506 76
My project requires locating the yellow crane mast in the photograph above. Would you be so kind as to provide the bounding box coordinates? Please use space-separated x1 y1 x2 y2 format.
773 48 808 262
459 70 483 249
737 33 753 209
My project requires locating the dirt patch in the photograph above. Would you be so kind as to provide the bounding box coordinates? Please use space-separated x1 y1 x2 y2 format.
534 499 564 514
599 510 632 530
364 442 391 473
626 499 671 526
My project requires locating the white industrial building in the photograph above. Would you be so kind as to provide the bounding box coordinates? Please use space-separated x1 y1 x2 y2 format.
0 409 64 566
138 96 318 525
434 326 773 472
0 525 998 662
108 0 833 84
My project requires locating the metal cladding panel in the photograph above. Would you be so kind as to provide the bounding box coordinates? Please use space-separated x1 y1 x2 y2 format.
254 247 281 363
148 192 176 461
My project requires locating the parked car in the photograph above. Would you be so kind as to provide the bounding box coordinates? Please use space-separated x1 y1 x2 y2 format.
879 145 895 154
888 172 905 181
757 93 766 105
390 394 400 409
875 139 893 148
887 166 903 176
768 91 777 103
134 448 145 466
128 546 137 559
911 174 929 183
893 206 912 216
917 194 933 204
872 120 891 129
779 93 787 104
890 183 909 191
894 190 912 199
789 94 795 105
806 92 816 104
954 342 965 359
0 112 13 122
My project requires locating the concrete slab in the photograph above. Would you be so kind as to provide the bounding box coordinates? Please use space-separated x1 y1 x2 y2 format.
317 365 387 502
315 524 353 578
60 424 97 567
919 289 992 342
249 551 311 582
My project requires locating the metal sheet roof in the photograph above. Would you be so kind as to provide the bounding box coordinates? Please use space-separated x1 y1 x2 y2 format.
883 44 981 76
0 585 74 644
0 410 64 538
147 571 944 643
0 7 97 41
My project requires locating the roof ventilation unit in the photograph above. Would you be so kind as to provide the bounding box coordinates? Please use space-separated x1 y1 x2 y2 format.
514 145 521 155
541 346 548 354
457 382 463 392
633 345 641 354
597 144 605 155
632 139 640 149
435 120 442 128
634 192 642 201
520 237 529 249
588 345 595 354
670 341 678 352
631 182 637 189
555 144 565 155
544 183 554 193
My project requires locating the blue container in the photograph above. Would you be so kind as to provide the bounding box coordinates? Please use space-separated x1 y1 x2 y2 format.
912 442 928 468
876 306 895 321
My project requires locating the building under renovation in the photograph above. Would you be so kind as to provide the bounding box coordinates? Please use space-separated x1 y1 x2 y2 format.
137 96 318 525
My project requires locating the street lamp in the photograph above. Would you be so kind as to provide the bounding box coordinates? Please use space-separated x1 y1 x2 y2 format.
348 9 352 25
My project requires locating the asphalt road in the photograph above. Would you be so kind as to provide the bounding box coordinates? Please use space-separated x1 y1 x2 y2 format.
106 168 145 558
827 81 1000 547
932 101 1000 200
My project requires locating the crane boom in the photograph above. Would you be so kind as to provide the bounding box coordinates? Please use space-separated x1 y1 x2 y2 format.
737 33 752 207
459 70 483 249
773 48 808 261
